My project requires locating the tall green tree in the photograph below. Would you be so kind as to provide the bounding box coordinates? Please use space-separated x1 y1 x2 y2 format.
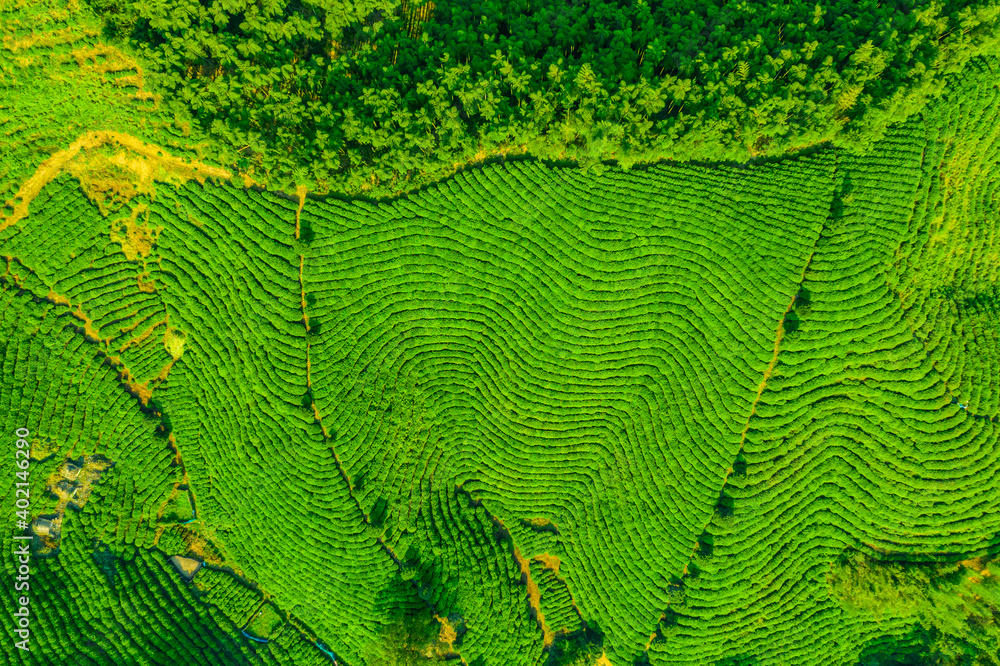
88 0 1000 195
829 552 1000 665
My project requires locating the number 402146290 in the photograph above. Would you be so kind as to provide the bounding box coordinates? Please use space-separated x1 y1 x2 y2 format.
14 427 30 524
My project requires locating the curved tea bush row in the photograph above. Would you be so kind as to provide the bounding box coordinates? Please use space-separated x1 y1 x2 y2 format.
196 568 262 627
0 176 176 393
0 287 247 664
529 560 582 638
0 286 178 554
505 519 564 565
894 58 1000 421
301 157 836 659
144 182 406 663
390 488 546 665
5 68 999 662
2 508 331 664
0 173 410 662
0 177 108 277
649 110 1000 665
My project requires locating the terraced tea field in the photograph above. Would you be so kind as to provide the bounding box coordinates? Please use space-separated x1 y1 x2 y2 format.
2 43 1000 666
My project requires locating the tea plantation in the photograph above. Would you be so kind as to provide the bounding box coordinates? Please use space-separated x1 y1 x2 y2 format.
2 0 1000 664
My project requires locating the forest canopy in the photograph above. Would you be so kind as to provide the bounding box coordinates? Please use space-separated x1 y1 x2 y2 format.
828 552 1000 665
89 0 1000 192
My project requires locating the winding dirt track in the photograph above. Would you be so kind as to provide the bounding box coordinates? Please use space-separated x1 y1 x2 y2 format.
0 131 231 232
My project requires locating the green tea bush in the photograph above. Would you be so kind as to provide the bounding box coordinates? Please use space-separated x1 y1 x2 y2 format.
648 71 1000 664
4 56 1000 665
301 156 835 659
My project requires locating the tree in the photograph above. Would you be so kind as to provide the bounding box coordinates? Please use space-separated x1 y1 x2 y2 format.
828 552 1000 665
361 609 441 665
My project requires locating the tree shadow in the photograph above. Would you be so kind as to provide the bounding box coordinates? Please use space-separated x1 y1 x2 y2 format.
853 624 936 665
